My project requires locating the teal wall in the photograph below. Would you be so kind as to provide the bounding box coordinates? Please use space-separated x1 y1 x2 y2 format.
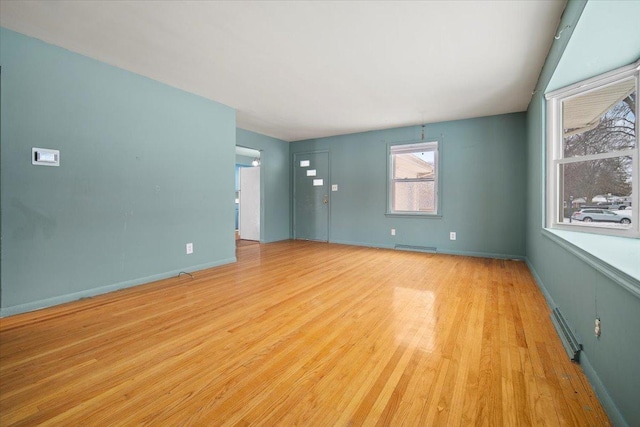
0 28 237 316
236 128 291 243
547 0 640 92
526 1 640 425
235 154 254 166
291 113 526 258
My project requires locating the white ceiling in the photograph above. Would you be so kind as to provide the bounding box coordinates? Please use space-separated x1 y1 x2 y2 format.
0 0 566 142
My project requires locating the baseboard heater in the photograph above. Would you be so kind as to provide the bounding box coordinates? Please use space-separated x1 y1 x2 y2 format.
551 307 582 363
394 245 437 254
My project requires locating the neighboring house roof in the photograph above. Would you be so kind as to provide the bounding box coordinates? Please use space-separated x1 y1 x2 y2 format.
394 154 434 179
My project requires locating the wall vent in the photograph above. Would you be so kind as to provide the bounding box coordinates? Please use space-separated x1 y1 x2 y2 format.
551 307 582 363
394 245 437 254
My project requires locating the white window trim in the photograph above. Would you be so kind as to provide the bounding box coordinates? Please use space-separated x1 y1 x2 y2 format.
387 141 439 216
545 59 640 238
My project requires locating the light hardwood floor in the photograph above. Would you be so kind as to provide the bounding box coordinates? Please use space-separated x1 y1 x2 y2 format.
0 241 610 426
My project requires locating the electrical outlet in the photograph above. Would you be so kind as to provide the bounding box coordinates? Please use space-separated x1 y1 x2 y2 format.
186 243 193 254
391 228 396 236
450 232 456 240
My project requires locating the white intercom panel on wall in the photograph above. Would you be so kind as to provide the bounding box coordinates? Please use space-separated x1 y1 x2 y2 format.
32 148 60 166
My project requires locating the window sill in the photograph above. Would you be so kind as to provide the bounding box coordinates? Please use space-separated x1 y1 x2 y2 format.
542 228 640 299
385 212 442 219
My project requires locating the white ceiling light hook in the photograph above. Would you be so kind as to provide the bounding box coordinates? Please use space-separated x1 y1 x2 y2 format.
554 24 571 40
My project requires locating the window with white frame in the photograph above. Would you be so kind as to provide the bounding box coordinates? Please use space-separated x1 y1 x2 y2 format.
546 60 639 237
389 141 438 214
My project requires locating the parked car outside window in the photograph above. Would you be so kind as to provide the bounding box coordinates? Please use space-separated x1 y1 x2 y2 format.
571 208 632 224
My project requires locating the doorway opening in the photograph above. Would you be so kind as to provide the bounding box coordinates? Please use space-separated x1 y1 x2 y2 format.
235 146 261 245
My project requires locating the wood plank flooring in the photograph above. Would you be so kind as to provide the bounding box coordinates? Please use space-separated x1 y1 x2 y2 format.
0 241 610 426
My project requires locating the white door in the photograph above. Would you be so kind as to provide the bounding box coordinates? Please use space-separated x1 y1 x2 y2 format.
239 167 260 241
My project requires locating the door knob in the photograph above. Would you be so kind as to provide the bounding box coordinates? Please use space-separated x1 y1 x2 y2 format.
323 194 329 204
